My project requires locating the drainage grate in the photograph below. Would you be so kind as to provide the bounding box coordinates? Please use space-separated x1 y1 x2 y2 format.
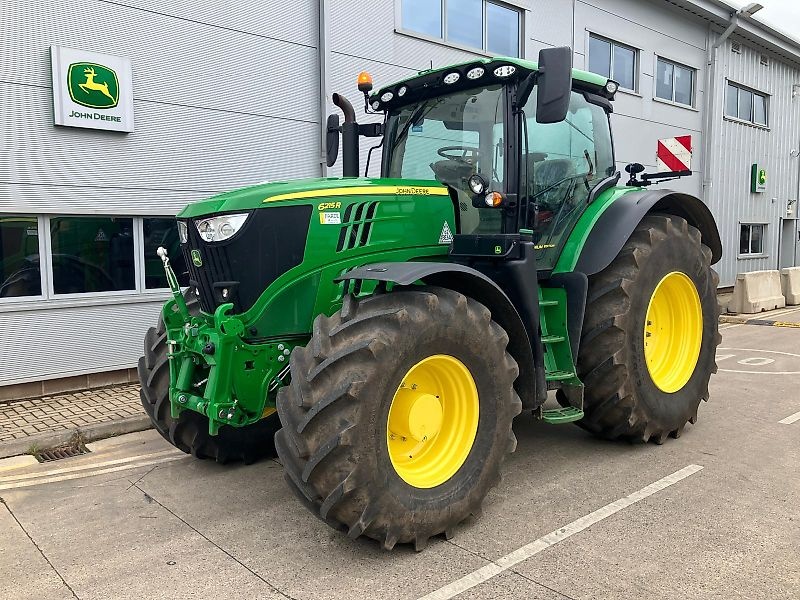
35 444 90 463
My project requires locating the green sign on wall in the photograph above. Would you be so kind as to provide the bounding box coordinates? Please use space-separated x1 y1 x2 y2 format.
67 62 120 109
751 163 767 193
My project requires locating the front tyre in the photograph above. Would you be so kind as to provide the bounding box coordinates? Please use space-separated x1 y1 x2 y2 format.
574 215 721 443
275 288 521 550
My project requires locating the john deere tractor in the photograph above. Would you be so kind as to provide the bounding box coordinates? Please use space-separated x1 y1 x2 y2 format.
139 47 721 550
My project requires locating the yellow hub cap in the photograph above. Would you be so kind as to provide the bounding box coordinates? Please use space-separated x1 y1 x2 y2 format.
644 271 703 393
387 355 479 488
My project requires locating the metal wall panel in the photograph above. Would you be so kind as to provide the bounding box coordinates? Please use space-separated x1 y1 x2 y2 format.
1 0 318 123
0 300 165 385
0 83 320 210
707 37 800 286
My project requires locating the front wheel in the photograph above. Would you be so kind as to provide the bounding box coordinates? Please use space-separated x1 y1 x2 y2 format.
572 214 721 443
275 287 521 550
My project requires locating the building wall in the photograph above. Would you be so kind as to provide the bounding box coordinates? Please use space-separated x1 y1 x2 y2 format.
707 37 800 285
0 0 321 385
2 0 800 387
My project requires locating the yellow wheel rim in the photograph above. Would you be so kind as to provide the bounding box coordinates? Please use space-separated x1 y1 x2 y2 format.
387 355 479 489
644 271 703 393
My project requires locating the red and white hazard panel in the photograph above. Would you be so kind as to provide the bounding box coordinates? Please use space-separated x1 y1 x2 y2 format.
656 135 692 172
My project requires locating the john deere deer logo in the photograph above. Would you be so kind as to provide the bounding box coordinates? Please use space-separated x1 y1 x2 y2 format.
67 63 119 109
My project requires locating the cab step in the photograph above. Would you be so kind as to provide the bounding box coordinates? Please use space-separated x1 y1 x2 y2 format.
540 407 584 424
545 369 577 381
541 334 566 344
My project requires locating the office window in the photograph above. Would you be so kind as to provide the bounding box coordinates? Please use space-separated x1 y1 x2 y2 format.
402 0 442 38
739 223 765 255
401 0 521 57
656 57 695 106
50 216 135 294
726 82 768 126
588 34 636 90
0 215 42 298
142 217 189 289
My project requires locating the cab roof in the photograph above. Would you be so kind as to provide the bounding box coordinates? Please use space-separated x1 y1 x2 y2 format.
371 56 614 112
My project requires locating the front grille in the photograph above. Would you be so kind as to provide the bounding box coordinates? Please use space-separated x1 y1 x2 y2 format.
182 205 312 314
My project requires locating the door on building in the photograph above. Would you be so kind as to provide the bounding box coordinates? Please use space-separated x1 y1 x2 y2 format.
780 218 800 269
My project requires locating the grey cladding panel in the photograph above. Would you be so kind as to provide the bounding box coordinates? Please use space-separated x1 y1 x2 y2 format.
110 0 319 47
1 84 320 195
1 0 318 123
0 302 165 385
530 0 573 48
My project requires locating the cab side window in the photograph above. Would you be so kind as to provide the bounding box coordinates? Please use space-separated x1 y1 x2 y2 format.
522 90 614 268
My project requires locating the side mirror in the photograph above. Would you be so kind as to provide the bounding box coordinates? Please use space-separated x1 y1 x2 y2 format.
325 114 340 167
536 46 572 124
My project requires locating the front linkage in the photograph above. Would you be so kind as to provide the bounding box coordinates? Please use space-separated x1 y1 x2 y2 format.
156 247 293 435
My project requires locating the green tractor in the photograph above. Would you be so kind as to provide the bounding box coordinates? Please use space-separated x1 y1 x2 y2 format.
139 47 721 551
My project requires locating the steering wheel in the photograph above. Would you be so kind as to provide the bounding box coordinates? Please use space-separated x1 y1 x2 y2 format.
437 145 480 166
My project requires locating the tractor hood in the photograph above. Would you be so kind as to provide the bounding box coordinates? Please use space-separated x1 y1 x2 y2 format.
177 177 446 219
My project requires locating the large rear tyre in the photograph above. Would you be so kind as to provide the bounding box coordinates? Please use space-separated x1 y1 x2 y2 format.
572 214 720 443
275 288 521 550
138 291 281 464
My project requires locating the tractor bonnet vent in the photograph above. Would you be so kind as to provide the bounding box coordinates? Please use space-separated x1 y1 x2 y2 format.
336 201 380 252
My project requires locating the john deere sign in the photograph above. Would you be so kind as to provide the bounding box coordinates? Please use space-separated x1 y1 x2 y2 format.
51 46 134 132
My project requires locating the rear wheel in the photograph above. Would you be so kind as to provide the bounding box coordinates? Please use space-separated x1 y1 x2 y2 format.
275 288 521 550
138 291 281 464
572 215 720 443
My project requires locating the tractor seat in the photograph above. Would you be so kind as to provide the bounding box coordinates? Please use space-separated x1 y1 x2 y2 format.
525 158 575 213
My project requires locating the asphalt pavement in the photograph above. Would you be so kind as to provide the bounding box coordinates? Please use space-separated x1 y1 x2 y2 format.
1 312 798 600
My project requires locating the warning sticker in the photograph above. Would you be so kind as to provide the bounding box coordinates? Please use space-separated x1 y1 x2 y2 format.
319 212 341 225
439 221 453 244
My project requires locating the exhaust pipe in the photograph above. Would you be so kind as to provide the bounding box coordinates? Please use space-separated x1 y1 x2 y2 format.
333 93 359 177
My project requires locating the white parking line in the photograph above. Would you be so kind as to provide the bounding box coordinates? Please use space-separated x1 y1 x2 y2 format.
418 464 704 600
0 455 188 491
778 411 800 425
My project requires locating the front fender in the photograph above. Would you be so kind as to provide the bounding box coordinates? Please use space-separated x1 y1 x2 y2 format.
557 188 722 276
338 262 538 409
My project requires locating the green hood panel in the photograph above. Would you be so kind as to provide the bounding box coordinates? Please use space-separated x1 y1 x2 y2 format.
178 177 450 218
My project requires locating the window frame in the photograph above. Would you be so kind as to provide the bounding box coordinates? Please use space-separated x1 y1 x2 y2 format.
725 80 769 128
0 214 48 305
654 56 696 108
396 0 523 58
738 222 768 258
0 214 180 309
586 32 639 93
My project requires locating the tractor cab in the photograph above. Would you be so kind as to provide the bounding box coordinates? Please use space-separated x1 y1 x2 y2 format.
337 49 620 270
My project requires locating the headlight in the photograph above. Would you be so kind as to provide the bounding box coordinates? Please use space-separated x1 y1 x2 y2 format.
443 72 460 84
177 221 188 244
194 213 249 243
493 65 516 78
605 80 619 94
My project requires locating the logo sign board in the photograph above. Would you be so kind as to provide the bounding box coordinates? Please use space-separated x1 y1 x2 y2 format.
51 46 134 132
656 135 692 172
751 163 767 193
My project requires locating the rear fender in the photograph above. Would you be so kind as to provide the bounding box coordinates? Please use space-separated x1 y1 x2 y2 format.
338 263 537 408
569 189 722 276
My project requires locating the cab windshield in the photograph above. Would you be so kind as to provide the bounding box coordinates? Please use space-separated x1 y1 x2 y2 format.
383 84 506 234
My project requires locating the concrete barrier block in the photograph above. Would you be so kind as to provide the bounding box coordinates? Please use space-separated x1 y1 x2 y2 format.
728 270 786 314
781 267 800 305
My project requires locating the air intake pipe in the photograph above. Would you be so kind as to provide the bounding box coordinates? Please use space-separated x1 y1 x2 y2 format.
333 93 359 177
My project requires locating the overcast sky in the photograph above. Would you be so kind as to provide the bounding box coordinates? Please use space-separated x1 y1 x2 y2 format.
724 0 800 40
